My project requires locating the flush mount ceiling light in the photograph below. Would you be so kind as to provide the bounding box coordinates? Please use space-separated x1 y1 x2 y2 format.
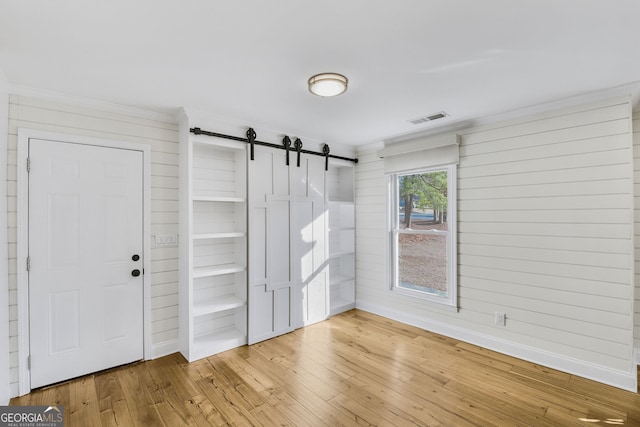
308 73 348 97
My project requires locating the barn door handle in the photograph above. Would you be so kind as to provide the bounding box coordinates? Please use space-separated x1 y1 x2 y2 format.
131 269 141 277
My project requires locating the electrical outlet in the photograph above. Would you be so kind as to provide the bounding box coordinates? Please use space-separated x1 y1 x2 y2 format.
495 311 506 326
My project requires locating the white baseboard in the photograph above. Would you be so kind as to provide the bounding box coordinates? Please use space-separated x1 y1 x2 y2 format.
9 382 19 400
356 300 638 393
151 339 179 360
635 348 640 389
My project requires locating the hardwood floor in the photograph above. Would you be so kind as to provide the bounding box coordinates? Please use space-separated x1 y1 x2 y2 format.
11 309 640 426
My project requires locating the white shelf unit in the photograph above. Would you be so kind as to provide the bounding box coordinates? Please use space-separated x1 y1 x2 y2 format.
327 161 356 315
180 131 248 362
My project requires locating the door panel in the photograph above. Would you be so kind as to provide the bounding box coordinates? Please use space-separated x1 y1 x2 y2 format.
251 207 267 281
103 283 129 342
290 159 307 198
103 195 128 262
49 194 80 267
274 287 292 331
251 285 274 339
268 199 291 289
305 273 327 323
49 290 80 353
308 155 325 199
293 200 314 282
29 138 144 389
248 148 328 344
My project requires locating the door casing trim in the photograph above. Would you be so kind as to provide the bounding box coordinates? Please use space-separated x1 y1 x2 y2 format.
16 128 152 396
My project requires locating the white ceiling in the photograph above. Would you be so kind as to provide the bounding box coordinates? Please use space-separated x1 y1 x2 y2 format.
1 0 640 146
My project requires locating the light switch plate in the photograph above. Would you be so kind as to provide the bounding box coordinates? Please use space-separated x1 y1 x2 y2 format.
155 234 178 247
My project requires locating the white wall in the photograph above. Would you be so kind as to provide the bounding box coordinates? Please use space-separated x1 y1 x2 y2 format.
633 109 640 353
0 69 10 405
6 94 180 396
356 97 637 390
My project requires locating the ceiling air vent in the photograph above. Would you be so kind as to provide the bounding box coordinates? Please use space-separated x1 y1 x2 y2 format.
408 111 449 125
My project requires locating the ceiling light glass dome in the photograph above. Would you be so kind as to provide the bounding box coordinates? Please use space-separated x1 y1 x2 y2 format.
308 73 348 97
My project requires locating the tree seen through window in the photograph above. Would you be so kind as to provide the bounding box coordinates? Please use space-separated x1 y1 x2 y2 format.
396 170 449 295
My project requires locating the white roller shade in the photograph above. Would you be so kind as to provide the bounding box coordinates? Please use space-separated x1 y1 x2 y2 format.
378 132 460 174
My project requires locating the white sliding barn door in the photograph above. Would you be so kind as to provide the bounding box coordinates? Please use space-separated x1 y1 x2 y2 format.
248 147 328 344
28 139 144 389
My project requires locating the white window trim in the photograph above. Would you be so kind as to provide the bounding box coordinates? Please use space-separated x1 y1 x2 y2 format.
388 164 458 310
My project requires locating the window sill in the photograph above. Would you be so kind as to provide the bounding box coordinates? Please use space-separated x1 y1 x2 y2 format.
391 286 459 312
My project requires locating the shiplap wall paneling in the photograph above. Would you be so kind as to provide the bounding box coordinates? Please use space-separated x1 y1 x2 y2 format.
356 98 636 390
633 109 640 352
354 149 387 293
6 95 180 396
0 72 8 405
457 98 633 374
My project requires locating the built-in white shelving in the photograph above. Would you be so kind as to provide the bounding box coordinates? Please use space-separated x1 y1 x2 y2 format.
193 264 245 279
192 196 246 203
191 327 246 361
193 295 246 317
193 232 246 240
179 111 357 355
327 161 356 315
179 114 248 362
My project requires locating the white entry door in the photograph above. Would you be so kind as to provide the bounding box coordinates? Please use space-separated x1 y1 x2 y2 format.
28 138 144 389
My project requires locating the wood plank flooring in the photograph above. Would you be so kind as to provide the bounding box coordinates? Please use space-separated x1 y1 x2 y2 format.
11 309 640 426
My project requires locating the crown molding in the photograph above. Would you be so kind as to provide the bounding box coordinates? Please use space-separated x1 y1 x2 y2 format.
383 80 640 146
357 140 385 153
9 84 177 124
467 80 640 130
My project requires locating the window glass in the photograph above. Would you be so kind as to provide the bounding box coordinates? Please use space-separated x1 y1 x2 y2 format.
391 165 456 306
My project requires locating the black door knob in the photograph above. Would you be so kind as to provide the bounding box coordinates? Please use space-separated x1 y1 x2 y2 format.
132 254 140 261
131 269 141 277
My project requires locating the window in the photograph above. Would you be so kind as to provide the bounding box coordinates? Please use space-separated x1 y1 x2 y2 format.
389 164 457 307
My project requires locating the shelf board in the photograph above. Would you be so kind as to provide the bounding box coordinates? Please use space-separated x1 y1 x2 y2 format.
193 295 246 317
191 327 247 361
329 227 355 232
193 264 245 278
330 298 355 316
330 274 355 285
193 232 245 240
329 250 355 259
192 196 246 203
